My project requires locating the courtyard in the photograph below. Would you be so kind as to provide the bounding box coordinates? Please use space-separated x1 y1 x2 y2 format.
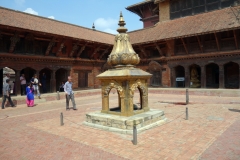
0 89 239 160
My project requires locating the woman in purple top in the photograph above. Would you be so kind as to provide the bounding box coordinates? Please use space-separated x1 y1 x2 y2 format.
26 83 34 107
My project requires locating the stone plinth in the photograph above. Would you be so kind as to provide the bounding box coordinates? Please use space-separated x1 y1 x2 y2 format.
84 109 166 134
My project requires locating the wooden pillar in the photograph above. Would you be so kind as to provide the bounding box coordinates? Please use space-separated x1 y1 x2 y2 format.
51 70 56 92
170 67 175 87
184 66 190 88
239 65 240 89
219 64 224 88
201 65 206 88
15 70 21 96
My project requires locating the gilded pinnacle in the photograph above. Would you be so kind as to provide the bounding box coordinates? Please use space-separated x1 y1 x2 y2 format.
117 11 127 33
107 12 140 67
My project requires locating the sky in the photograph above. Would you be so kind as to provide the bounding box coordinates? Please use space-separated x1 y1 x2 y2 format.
0 0 143 34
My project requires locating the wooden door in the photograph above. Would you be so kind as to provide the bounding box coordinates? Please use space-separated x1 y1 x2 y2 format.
78 71 88 88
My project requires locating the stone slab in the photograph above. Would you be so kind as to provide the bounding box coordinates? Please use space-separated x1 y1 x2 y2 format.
84 109 167 134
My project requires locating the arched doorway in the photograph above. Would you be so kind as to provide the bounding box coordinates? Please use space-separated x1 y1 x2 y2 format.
39 68 52 93
149 61 162 87
189 64 201 88
109 88 120 112
56 68 68 92
224 62 239 88
133 88 142 110
206 63 219 88
175 65 185 88
1 67 16 96
21 67 36 83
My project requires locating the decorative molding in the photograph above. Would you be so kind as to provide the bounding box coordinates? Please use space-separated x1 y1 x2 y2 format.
104 82 124 97
130 80 146 97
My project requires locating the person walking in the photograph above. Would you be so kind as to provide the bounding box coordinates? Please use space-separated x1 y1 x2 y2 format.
26 83 34 107
2 79 16 109
41 72 46 93
31 74 41 99
64 76 77 110
20 74 26 95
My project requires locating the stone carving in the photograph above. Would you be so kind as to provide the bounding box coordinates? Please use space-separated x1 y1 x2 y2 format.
190 66 200 88
130 80 147 97
104 82 124 97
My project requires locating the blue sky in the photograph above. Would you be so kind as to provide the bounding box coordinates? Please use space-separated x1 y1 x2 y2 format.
0 0 143 34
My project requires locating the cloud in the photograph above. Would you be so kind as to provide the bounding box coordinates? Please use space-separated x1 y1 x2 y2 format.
48 16 55 19
94 18 117 29
15 0 25 6
94 18 118 34
104 28 117 34
24 8 38 15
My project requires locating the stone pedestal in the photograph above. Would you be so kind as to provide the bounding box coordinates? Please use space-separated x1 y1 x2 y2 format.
84 109 166 134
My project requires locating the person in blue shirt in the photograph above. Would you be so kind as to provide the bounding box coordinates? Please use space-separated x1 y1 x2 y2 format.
64 76 77 111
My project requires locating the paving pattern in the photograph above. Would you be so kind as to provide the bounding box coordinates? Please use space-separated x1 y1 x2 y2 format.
0 90 240 160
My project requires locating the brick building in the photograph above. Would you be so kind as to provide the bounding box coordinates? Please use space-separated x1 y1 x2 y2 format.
1 0 240 96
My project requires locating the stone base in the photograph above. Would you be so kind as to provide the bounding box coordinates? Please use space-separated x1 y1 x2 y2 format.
83 109 167 134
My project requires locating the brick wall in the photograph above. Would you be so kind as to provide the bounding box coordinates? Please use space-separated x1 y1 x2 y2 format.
161 64 171 87
159 0 170 22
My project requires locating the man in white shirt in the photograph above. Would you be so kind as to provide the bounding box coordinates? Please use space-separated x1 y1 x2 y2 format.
64 76 77 110
3 74 10 85
20 74 26 95
31 74 41 99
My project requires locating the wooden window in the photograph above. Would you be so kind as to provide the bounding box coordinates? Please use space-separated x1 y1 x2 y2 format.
170 0 236 20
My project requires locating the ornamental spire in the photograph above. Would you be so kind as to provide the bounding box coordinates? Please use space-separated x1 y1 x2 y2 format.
117 11 127 33
107 12 140 68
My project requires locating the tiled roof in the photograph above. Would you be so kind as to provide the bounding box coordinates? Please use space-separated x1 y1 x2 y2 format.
0 7 114 45
129 6 240 44
126 0 153 9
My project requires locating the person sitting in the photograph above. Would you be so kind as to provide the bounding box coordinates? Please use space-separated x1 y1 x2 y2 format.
59 81 65 92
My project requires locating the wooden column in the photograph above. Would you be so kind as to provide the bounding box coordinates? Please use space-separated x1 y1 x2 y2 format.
15 70 21 96
201 65 206 88
93 66 98 89
170 67 175 87
219 64 224 88
51 70 56 92
239 65 240 89
184 66 190 88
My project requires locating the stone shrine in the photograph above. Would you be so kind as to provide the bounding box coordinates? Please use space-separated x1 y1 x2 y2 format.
84 12 166 134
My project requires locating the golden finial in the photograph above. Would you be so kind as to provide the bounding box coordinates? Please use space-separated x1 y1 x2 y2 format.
107 11 140 68
117 11 127 33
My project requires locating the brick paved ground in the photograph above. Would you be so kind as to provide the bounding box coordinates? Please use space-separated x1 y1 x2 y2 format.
0 90 240 160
